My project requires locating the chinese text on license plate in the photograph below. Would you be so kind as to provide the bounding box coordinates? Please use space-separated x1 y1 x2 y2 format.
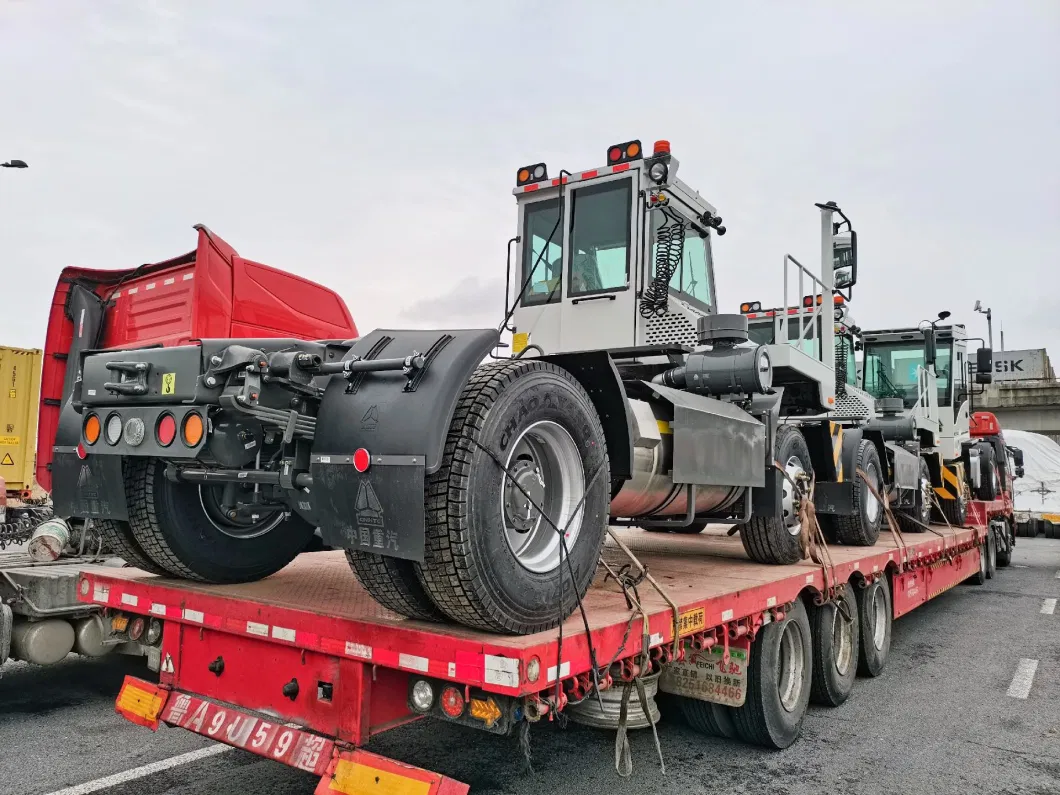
658 641 749 707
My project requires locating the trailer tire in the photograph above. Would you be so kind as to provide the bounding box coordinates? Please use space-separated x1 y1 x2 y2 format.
832 441 883 547
730 598 812 749
996 521 1013 567
985 527 997 579
855 576 891 678
810 584 859 707
95 518 168 575
126 458 316 583
967 539 988 585
896 458 932 534
739 426 812 566
346 550 444 622
416 360 611 634
681 698 738 739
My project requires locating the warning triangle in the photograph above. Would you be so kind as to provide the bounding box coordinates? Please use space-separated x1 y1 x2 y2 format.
0 453 13 466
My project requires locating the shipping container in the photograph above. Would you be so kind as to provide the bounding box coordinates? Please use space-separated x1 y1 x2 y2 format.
992 348 1053 381
0 346 42 496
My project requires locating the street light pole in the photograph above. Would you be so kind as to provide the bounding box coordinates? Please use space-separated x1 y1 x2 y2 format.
974 300 994 350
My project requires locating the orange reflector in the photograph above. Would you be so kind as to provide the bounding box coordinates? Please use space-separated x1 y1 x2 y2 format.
833 294 845 304
115 676 168 730
84 414 101 445
111 615 129 632
182 413 204 446
740 303 751 313
325 760 433 795
517 168 530 183
469 697 503 728
626 141 640 158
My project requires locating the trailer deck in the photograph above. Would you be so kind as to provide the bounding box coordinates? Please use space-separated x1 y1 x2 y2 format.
77 522 986 794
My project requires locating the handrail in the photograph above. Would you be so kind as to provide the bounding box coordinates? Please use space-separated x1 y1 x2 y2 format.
777 254 827 361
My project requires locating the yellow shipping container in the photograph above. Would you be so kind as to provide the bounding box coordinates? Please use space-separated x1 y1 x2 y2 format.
0 346 43 495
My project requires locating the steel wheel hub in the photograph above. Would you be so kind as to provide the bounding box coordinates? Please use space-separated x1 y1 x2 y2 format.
871 587 887 651
781 455 807 537
920 474 932 523
864 463 881 523
778 619 806 712
501 420 585 574
831 604 854 676
198 485 285 540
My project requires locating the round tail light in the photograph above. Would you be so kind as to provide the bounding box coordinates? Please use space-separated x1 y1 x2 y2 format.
157 414 176 447
128 616 146 641
104 413 123 445
182 413 204 446
83 414 101 445
440 686 465 718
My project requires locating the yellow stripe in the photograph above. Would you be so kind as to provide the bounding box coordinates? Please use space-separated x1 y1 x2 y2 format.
328 761 431 795
942 466 960 489
934 486 955 500
657 420 672 435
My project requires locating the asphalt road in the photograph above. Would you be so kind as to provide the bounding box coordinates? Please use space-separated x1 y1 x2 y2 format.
2 539 1058 795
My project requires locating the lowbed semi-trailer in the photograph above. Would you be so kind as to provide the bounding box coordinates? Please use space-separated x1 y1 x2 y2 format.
87 516 991 793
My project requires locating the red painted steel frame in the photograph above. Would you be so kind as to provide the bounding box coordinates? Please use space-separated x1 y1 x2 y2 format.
80 523 986 787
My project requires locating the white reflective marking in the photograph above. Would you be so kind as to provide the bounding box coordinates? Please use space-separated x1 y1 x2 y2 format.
1041 598 1057 615
873 565 879 572
344 641 372 659
163 277 175 285
93 585 109 603
399 653 429 673
721 609 734 621
484 655 520 687
546 661 571 683
1055 571 1060 579
150 603 166 616
145 282 156 290
182 608 204 623
805 574 814 584
41 745 231 795
649 632 663 647
1006 658 1039 699
246 621 269 637
271 626 296 642
766 596 777 607
120 593 138 607
127 287 138 294
183 272 194 280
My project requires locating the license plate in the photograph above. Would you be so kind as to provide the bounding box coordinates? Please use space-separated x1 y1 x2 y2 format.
161 693 333 776
659 640 749 707
111 615 129 632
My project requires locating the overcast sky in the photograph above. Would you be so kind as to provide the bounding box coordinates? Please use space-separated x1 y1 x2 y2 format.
1 1 1057 357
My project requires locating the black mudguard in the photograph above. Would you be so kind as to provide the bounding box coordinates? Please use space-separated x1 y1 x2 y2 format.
311 328 500 562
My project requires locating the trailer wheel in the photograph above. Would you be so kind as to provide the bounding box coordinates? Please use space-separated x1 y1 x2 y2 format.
345 550 443 621
996 521 1013 567
810 584 859 706
832 441 883 547
730 598 812 749
855 576 891 677
95 519 168 575
416 360 610 634
739 426 812 565
985 527 997 579
896 458 932 534
126 458 316 583
680 698 738 739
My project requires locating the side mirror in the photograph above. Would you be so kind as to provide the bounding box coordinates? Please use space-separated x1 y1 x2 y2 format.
919 321 937 367
833 230 857 289
1010 447 1024 468
976 347 993 384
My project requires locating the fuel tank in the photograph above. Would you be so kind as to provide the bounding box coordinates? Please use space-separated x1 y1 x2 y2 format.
610 399 745 519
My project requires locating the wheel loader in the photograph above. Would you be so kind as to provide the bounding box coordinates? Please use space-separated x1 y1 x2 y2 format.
61 139 874 635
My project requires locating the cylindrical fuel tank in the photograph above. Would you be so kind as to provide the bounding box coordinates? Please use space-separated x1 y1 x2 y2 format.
610 399 746 519
74 615 111 658
11 618 75 665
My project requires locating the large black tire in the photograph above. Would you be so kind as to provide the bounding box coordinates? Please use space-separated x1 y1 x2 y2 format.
810 584 859 707
996 521 1013 567
855 577 892 678
739 426 812 565
730 598 813 749
977 446 998 501
833 441 883 547
935 491 966 528
896 458 932 534
680 697 738 739
415 360 611 635
985 527 997 579
346 549 443 621
966 538 988 585
125 458 316 583
95 518 168 575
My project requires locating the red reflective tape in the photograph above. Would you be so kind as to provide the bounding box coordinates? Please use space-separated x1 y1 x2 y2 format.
611 163 630 172
523 184 539 192
581 170 598 179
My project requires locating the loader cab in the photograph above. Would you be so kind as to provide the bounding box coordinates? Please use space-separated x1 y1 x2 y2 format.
509 140 720 356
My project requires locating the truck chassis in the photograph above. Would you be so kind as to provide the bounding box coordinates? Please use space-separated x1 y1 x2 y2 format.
82 517 989 793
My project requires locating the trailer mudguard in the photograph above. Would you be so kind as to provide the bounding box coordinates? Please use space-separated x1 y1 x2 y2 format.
311 328 500 562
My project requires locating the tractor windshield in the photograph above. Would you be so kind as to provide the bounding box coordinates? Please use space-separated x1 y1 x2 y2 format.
567 179 633 297
520 198 563 305
862 341 952 408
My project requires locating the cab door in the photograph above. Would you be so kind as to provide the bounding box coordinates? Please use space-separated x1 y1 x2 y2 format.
557 173 638 352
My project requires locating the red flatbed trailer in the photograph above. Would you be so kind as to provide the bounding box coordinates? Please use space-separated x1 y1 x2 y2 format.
77 522 987 794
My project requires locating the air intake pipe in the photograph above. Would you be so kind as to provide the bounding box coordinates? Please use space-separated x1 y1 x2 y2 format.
652 314 773 396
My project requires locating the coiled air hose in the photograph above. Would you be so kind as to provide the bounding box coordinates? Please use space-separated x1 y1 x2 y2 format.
640 206 686 319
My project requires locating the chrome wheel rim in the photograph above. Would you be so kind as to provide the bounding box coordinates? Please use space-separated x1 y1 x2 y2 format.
831 602 854 676
501 420 585 574
198 485 285 540
864 462 881 523
871 586 887 650
778 619 806 712
781 455 807 537
920 473 933 524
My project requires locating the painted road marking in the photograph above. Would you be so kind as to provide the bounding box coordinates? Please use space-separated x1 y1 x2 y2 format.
1042 598 1057 615
1006 659 1039 699
1055 570 1060 579
42 745 230 795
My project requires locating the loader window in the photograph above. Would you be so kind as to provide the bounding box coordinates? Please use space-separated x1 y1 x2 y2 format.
567 179 632 296
863 342 952 408
649 212 714 309
520 198 563 306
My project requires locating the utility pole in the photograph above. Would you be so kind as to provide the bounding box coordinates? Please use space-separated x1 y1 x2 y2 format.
974 300 994 349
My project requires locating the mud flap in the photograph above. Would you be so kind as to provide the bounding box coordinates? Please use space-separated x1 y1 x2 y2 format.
51 449 128 520
312 455 426 563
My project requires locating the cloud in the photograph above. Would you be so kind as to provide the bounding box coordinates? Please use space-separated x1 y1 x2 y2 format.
399 276 507 329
